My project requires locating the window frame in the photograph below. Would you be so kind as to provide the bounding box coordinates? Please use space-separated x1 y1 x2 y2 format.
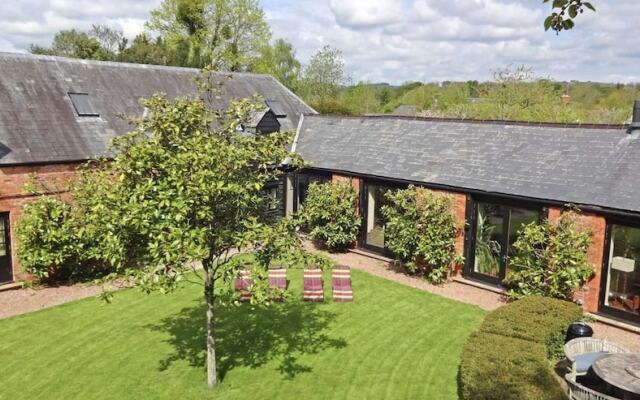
598 217 640 326
464 194 547 286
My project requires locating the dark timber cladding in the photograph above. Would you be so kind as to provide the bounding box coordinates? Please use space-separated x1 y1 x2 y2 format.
295 115 640 214
0 52 315 166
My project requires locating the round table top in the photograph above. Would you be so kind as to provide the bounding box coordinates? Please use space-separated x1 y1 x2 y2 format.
593 353 640 395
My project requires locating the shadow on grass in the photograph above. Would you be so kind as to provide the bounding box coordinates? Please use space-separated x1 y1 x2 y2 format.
148 299 347 381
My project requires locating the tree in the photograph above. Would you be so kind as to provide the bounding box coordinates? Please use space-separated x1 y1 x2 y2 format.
543 0 595 33
89 24 125 55
65 75 314 387
147 0 271 70
300 45 349 109
118 34 170 65
30 29 110 60
251 38 301 91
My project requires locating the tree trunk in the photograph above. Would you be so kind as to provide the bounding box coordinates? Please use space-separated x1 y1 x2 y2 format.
204 261 217 388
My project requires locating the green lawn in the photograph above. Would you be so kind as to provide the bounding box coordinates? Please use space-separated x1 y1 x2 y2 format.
0 269 485 400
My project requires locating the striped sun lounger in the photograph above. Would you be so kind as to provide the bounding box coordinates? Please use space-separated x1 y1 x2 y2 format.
268 268 288 290
332 266 353 302
234 269 253 302
303 268 324 302
268 268 288 301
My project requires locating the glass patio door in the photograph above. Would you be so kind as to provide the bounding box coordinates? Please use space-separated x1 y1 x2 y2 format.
600 223 640 322
363 184 389 251
468 201 540 285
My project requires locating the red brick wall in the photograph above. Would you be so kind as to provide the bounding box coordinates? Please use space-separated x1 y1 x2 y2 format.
548 207 606 313
0 163 82 281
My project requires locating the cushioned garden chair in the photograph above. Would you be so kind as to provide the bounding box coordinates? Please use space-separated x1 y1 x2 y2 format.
332 265 353 302
303 268 324 302
565 374 620 400
268 267 288 300
234 269 253 302
564 338 629 379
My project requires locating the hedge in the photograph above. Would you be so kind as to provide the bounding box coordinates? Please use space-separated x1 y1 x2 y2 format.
459 296 583 400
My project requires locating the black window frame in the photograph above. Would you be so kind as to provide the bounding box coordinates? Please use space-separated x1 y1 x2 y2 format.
464 194 547 286
68 92 100 117
293 170 331 213
359 177 407 256
598 216 640 326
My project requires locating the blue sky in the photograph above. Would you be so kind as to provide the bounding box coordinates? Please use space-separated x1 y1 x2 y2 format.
0 0 638 84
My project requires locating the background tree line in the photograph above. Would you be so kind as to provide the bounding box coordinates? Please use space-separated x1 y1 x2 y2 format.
31 0 631 124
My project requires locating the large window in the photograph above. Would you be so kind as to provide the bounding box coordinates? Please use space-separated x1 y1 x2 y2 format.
601 224 640 320
295 172 330 211
467 199 541 285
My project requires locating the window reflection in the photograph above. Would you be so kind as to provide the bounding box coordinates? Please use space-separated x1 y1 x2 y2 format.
604 224 640 317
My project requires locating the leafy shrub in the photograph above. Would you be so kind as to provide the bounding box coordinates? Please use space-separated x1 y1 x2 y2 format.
16 195 115 282
460 333 566 400
16 197 77 280
301 181 361 251
505 211 594 300
480 296 583 359
381 185 462 283
460 296 583 400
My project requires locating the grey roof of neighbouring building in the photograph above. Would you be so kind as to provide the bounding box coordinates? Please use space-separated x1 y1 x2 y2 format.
295 114 640 213
0 52 315 165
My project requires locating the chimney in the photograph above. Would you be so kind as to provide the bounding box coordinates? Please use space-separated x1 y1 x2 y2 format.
629 100 640 134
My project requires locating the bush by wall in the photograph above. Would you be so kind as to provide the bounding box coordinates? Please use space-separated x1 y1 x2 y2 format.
505 211 594 301
381 185 462 283
460 296 583 400
16 194 116 283
301 181 361 251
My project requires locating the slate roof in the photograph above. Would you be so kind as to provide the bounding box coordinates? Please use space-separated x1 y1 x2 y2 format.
0 52 315 165
295 114 640 213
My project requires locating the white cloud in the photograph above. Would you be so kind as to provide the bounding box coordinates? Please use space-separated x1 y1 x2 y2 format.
0 0 639 85
329 0 403 29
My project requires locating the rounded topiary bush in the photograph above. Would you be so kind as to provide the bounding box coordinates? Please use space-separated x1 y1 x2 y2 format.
459 296 583 400
300 181 361 251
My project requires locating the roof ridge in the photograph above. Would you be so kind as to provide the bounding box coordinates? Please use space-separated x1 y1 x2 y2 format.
0 51 275 78
303 113 629 130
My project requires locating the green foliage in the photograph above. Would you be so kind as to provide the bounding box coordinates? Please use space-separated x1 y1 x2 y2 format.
16 196 112 282
299 45 348 105
301 181 361 252
479 296 583 359
147 0 271 70
30 29 111 60
460 296 582 400
16 197 76 280
381 186 462 284
251 38 301 91
543 0 596 33
474 213 501 275
505 211 594 301
119 34 170 65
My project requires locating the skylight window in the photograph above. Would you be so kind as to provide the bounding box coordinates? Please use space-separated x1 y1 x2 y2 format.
265 99 286 118
68 92 99 117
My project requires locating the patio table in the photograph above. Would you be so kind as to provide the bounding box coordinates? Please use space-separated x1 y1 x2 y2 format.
593 353 640 400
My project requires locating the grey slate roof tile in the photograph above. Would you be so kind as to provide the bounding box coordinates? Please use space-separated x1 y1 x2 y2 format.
0 52 315 165
296 115 640 213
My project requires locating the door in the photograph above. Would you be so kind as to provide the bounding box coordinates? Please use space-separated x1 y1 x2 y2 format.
599 222 640 323
0 213 12 283
363 184 389 251
466 200 541 285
